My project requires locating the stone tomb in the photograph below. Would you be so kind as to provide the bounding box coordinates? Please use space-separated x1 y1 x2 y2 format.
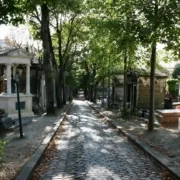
0 48 34 119
155 109 180 126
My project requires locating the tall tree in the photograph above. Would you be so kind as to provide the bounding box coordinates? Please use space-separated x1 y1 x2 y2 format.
27 0 57 114
90 0 140 110
40 2 56 114
50 0 85 107
137 0 180 130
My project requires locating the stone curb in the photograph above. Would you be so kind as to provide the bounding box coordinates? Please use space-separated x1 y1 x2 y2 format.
87 101 180 180
15 101 73 180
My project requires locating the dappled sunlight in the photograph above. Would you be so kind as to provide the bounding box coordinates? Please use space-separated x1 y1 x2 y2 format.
52 175 63 180
44 126 52 132
87 133 102 142
115 125 123 129
86 166 121 179
56 140 69 150
74 100 89 106
66 114 79 121
31 100 164 179
2 131 15 139
67 130 80 139
140 123 147 127
41 112 47 116
166 128 179 134
32 119 38 122
84 141 99 149
103 127 115 133
81 126 97 133
103 144 112 149
127 126 136 131
32 116 42 123
100 148 110 154
79 115 97 121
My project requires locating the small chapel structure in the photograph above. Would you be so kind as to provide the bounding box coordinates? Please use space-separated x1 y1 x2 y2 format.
0 48 34 119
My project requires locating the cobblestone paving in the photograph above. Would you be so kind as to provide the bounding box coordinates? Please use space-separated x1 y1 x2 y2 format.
39 100 162 180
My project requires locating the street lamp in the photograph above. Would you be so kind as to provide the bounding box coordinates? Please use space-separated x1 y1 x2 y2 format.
15 72 23 138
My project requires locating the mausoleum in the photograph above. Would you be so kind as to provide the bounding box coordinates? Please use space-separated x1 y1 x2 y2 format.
0 48 34 119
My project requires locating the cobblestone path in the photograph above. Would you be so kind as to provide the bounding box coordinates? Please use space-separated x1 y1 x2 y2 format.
38 100 163 180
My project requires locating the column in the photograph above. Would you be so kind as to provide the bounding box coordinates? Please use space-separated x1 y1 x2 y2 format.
6 64 11 95
26 64 30 94
12 64 17 78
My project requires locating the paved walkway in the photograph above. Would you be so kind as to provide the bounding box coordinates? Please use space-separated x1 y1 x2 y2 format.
88 101 180 179
35 100 163 180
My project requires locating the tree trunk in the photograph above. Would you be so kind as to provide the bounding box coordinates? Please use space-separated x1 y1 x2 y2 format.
108 69 111 108
84 88 89 100
102 77 105 101
56 25 63 108
48 23 57 107
63 73 66 104
112 84 115 102
56 72 61 106
93 83 97 103
41 3 55 114
148 42 156 131
107 57 111 108
89 85 93 102
58 67 64 107
68 86 73 101
123 51 127 111
149 0 158 131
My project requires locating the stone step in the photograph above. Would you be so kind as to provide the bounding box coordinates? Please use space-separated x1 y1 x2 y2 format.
0 117 15 129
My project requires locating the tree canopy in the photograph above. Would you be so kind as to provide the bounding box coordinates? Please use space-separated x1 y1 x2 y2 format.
1 0 180 129
0 0 25 25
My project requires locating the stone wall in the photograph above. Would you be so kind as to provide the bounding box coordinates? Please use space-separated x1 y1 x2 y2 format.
114 75 124 100
137 77 166 109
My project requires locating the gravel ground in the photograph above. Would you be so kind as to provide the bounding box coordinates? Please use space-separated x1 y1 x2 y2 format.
0 104 69 180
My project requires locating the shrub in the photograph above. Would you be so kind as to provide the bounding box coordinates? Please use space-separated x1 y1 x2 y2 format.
166 79 179 98
0 139 7 162
172 63 180 79
0 109 6 115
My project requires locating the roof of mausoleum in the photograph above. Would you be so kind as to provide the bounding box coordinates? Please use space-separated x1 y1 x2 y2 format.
0 48 33 57
0 48 33 65
136 68 167 78
113 68 168 79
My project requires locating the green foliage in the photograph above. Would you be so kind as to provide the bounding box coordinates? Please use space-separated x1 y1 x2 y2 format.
167 79 179 91
0 139 7 162
172 63 180 79
166 79 179 98
0 0 25 25
28 21 41 40
0 109 6 115
46 70 57 80
137 0 180 50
